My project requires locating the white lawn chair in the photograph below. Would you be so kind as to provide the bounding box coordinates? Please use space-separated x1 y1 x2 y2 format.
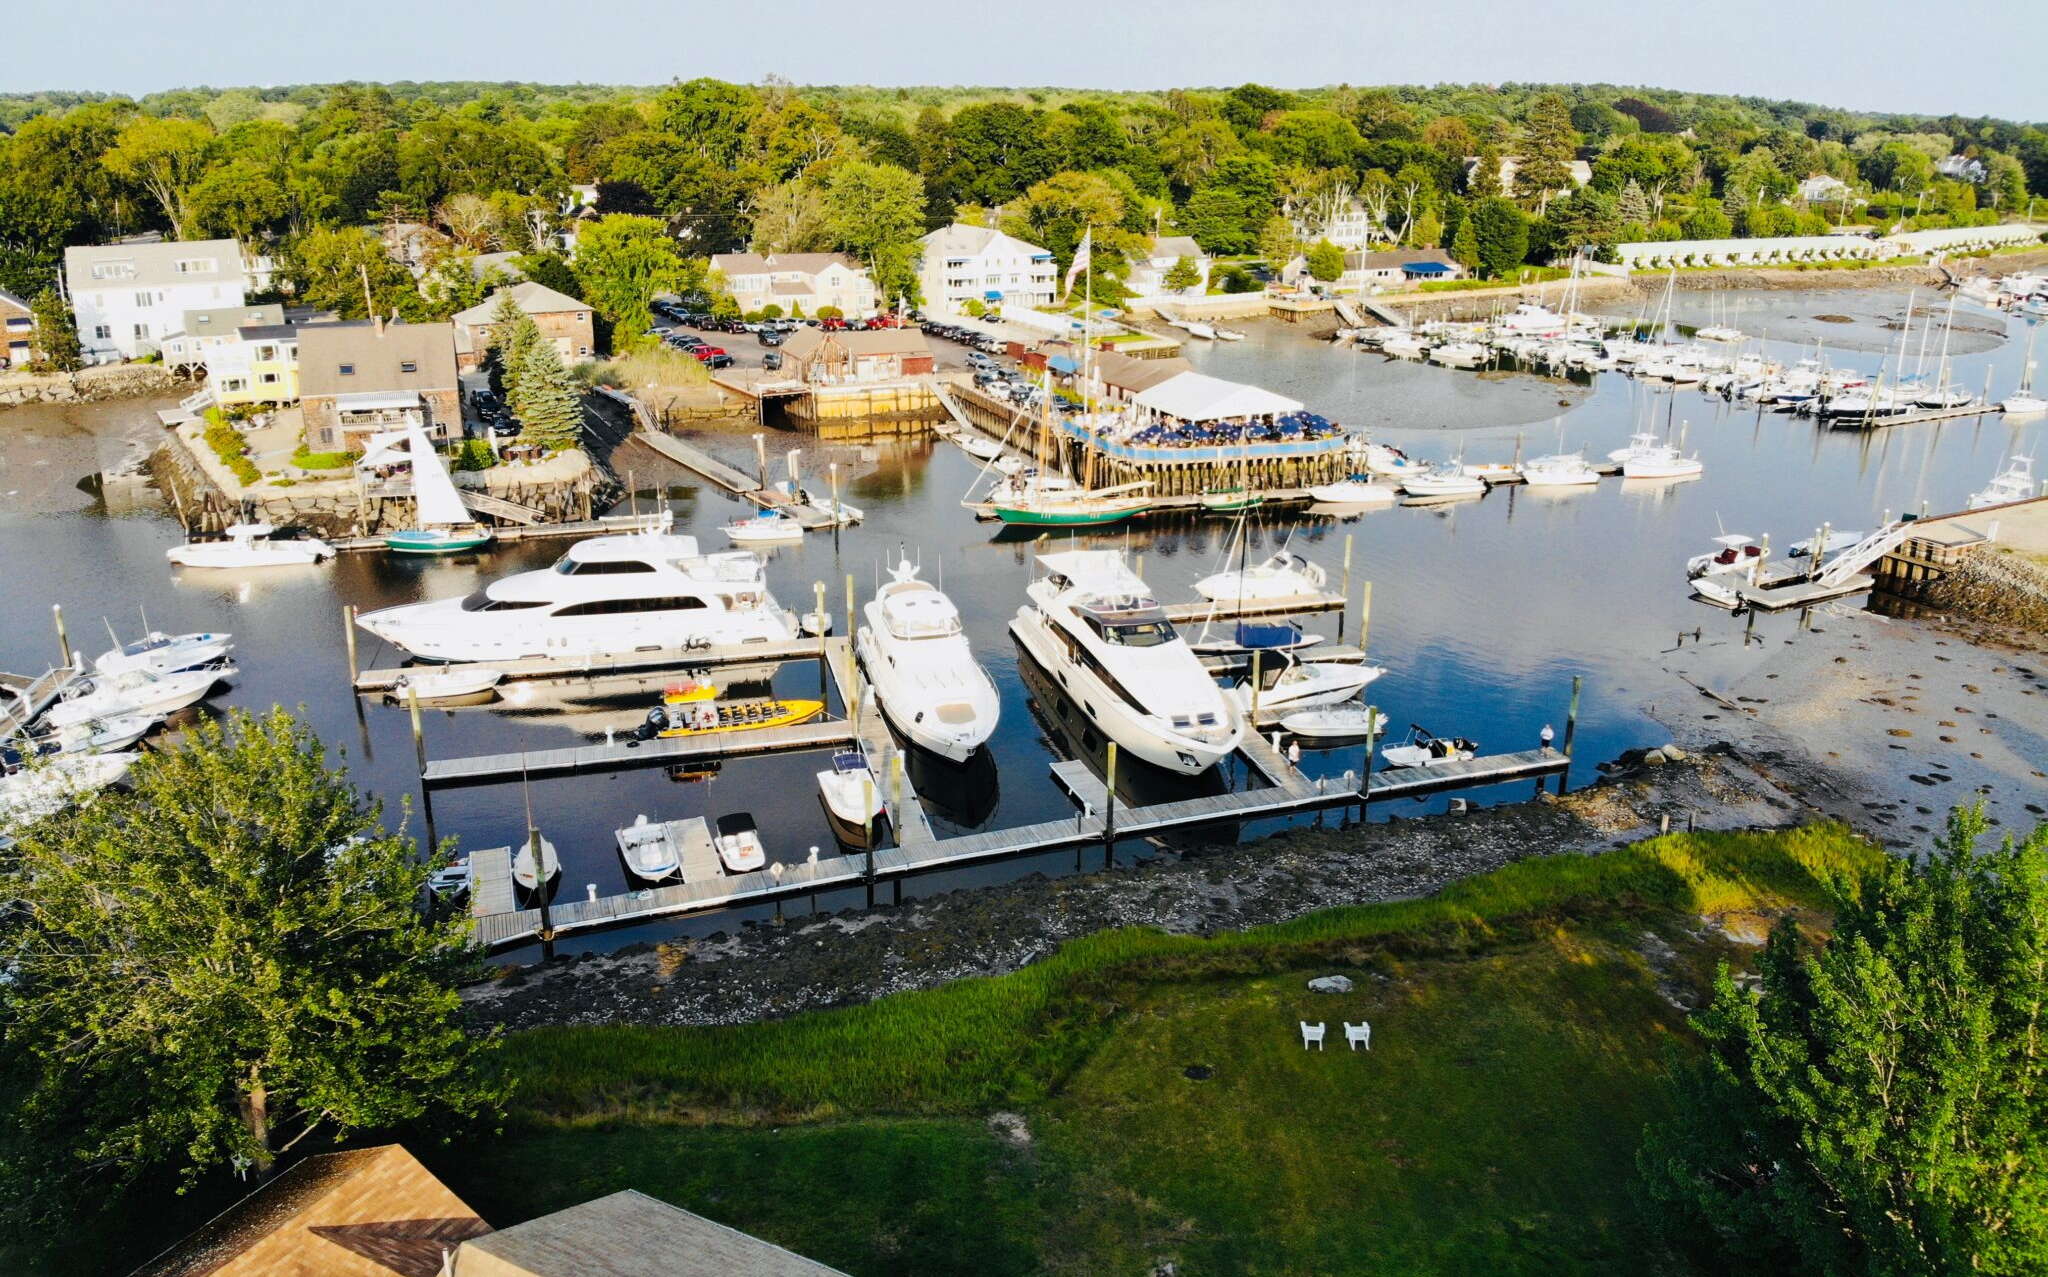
1300 1021 1326 1050
1344 1021 1372 1052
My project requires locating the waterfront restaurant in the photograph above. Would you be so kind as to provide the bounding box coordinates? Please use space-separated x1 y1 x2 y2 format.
1054 371 1354 495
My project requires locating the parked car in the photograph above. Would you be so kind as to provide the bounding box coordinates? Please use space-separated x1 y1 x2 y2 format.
670 334 704 349
758 330 784 347
704 354 734 370
690 346 728 360
490 416 522 438
470 389 501 414
762 351 784 371
972 368 1003 387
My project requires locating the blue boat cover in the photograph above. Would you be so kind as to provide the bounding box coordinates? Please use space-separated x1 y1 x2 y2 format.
1236 621 1303 649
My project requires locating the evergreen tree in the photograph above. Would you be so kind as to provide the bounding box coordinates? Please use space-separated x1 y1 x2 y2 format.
512 339 585 451
0 710 502 1232
1450 216 1480 269
1618 179 1651 228
1515 93 1578 206
1304 240 1347 283
1468 146 1502 198
27 287 80 373
1641 808 2048 1275
1162 255 1203 292
1470 198 1529 278
487 294 541 403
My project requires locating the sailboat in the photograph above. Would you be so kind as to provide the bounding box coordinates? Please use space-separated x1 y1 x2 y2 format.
991 372 1153 526
370 427 494 555
2001 328 2045 416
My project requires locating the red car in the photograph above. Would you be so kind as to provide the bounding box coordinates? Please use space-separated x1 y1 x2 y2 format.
689 345 727 360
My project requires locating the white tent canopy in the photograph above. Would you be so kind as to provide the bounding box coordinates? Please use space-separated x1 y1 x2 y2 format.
1130 372 1303 422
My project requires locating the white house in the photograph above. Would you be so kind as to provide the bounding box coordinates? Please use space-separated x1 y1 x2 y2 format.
916 224 1057 316
1466 156 1593 197
1288 199 1379 250
1124 235 1212 299
708 252 880 317
159 303 286 373
1282 248 1465 291
1797 174 1852 204
64 239 252 364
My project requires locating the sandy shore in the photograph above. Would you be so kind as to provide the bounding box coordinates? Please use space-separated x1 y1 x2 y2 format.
0 397 173 516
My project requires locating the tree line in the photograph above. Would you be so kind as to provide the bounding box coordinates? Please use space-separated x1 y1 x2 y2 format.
2 78 2042 357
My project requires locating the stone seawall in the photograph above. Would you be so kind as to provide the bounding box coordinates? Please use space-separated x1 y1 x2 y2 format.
0 364 181 408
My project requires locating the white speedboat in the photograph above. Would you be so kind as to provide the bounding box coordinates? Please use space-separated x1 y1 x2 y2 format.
1182 321 1218 340
1520 452 1601 487
1968 455 2038 510
614 814 683 882
427 856 472 899
1610 432 1704 480
1429 340 1489 369
958 435 1004 462
1237 658 1385 717
511 834 561 891
167 523 334 569
29 711 159 755
1380 725 1478 769
817 751 886 842
1307 477 1399 505
1213 327 1246 341
1692 576 1743 609
42 663 230 730
356 516 798 663
1686 534 1768 579
856 555 1000 762
1281 703 1387 740
386 666 504 704
1194 549 1329 603
1379 332 1430 360
713 812 767 873
1400 464 1486 498
95 630 233 678
0 751 139 829
724 511 805 543
1010 550 1243 774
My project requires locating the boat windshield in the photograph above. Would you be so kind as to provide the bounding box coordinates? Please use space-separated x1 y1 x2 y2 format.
1084 612 1176 648
459 591 547 612
554 557 655 575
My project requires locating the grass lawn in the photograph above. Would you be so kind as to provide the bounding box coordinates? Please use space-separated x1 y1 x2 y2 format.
427 827 1876 1275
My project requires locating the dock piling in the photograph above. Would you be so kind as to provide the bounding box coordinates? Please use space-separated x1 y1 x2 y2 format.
343 605 359 684
754 433 767 488
1358 581 1373 658
1560 674 1582 791
1339 535 1354 637
814 582 828 694
52 604 70 669
1104 743 1118 862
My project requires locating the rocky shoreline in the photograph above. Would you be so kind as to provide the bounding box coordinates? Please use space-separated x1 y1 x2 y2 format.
462 748 1802 1032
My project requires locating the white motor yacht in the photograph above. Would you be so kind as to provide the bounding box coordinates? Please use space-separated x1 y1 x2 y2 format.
1520 453 1601 487
614 814 684 882
94 630 233 678
1010 550 1243 775
167 523 334 569
356 516 798 663
42 663 230 730
856 555 1000 762
1194 549 1329 602
1968 456 2039 510
1237 658 1384 717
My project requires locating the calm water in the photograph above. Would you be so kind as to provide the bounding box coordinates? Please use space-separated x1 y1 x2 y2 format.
2 287 2039 955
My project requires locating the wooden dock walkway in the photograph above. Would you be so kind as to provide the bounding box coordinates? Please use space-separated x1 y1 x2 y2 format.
0 663 80 734
826 638 938 849
632 430 839 529
1826 402 1995 431
423 717 853 787
1363 748 1567 801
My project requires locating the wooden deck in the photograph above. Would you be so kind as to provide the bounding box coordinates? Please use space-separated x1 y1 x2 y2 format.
1363 748 1568 800
632 429 840 529
1825 402 1995 431
423 717 854 786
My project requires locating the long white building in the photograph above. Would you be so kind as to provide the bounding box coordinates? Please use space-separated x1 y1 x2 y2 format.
64 239 252 364
916 224 1057 316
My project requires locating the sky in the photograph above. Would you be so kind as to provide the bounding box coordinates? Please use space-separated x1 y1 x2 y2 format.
6 0 2042 123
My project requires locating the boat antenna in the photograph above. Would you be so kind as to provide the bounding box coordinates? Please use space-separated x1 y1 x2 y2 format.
138 603 151 635
104 616 120 649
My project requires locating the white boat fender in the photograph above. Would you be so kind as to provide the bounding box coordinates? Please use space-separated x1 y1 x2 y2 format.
587 883 598 903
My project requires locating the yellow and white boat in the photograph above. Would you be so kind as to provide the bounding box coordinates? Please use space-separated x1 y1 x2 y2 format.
634 677 824 740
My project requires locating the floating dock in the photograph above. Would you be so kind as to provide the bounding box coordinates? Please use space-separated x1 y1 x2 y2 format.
422 717 855 787
330 511 670 554
631 430 844 529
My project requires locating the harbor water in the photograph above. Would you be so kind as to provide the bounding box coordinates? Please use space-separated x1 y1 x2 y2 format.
1 287 2039 955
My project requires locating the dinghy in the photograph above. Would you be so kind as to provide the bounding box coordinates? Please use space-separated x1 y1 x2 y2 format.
1281 703 1387 739
713 812 767 873
386 666 504 704
816 751 887 843
614 814 684 882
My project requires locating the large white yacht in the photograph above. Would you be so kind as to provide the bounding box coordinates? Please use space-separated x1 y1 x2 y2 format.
856 555 1000 762
356 516 798 663
1010 550 1242 775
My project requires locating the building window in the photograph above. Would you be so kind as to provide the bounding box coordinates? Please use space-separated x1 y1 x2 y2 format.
256 346 276 361
134 291 153 307
221 378 246 392
399 361 417 374
338 363 355 376
175 259 218 274
93 325 112 341
259 373 279 385
90 262 135 280
133 323 150 339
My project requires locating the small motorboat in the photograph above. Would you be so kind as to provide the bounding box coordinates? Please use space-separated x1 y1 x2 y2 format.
29 711 159 755
713 812 767 873
1968 455 2038 510
1380 725 1478 769
43 663 231 730
1400 464 1486 498
1281 703 1387 740
1788 530 1864 559
1692 576 1743 609
957 435 1004 462
1182 321 1218 340
723 511 805 543
1212 327 1246 341
166 523 335 569
1379 332 1430 360
94 630 233 677
1460 462 1521 485
511 834 560 891
1237 657 1385 716
635 678 825 740
1307 477 1399 505
816 751 886 842
614 814 684 882
1429 340 1489 369
386 666 504 705
1194 550 1329 603
1520 452 1601 487
1686 534 1767 579
427 855 472 900
0 750 140 828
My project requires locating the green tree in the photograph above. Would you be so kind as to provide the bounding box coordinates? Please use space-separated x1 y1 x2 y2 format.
1515 93 1577 206
512 338 586 451
1641 808 2048 1275
487 292 541 401
100 115 216 239
280 225 419 319
1256 215 1301 269
1985 152 2028 210
187 158 289 243
27 288 81 373
1861 139 1935 197
1682 203 1734 239
1001 170 1134 276
1469 198 1529 277
1305 239 1346 283
0 709 501 1230
822 160 927 293
748 179 832 254
1162 255 1203 292
1617 179 1651 227
1450 216 1480 269
571 214 691 347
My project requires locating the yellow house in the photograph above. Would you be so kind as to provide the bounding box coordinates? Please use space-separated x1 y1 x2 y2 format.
204 320 311 407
